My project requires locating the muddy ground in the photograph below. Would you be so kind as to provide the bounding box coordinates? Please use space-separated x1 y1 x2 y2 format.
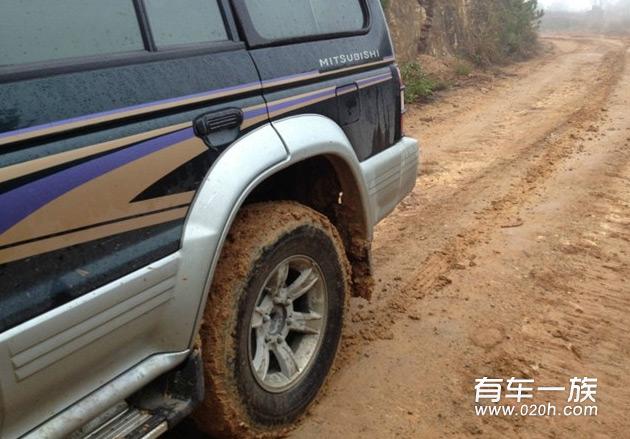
293 34 630 439
173 35 630 438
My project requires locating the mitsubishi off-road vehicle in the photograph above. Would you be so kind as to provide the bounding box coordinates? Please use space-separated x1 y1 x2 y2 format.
0 0 418 437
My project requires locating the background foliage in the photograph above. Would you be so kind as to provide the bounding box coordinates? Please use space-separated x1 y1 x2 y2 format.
466 0 544 65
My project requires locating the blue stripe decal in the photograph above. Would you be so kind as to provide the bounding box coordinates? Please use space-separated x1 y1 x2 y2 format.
0 128 193 235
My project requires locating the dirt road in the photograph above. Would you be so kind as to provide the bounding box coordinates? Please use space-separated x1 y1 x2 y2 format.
171 35 630 438
291 35 630 438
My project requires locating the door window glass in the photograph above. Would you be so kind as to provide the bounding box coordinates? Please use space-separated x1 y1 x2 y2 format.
0 0 144 66
145 0 228 48
242 0 365 41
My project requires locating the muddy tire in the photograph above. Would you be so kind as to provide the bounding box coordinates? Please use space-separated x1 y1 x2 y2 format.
193 202 351 438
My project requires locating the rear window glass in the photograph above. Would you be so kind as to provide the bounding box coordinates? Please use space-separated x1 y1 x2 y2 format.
0 0 144 67
145 0 228 48
242 0 366 41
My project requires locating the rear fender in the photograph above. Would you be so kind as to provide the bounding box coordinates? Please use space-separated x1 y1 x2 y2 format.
180 115 372 346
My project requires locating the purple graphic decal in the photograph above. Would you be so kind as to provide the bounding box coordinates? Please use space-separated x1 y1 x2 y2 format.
0 128 193 235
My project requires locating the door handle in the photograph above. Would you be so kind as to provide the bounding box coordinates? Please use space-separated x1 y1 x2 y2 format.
193 108 243 150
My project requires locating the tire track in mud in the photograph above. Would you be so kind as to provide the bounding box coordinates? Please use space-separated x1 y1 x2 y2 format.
340 40 628 356
461 101 630 438
405 46 627 291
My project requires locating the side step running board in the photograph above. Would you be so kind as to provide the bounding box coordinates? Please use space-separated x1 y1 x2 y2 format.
69 349 204 439
70 403 167 439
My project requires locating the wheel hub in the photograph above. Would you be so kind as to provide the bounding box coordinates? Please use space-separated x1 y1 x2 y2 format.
249 256 327 393
268 305 287 335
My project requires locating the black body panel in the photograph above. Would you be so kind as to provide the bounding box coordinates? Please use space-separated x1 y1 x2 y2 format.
0 43 265 331
242 0 399 161
0 222 181 332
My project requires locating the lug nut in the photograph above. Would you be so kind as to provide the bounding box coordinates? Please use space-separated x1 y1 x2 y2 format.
276 336 284 344
263 315 271 323
286 318 293 326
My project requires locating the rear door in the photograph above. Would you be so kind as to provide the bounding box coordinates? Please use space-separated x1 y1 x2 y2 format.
232 0 401 162
0 1 266 437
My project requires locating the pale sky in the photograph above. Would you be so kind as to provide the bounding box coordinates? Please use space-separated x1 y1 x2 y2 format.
539 0 596 11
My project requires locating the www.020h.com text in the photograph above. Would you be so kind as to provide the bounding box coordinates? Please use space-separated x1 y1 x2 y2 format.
476 403 598 417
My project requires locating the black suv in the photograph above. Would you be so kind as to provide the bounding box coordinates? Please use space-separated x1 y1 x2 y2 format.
0 1 419 437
